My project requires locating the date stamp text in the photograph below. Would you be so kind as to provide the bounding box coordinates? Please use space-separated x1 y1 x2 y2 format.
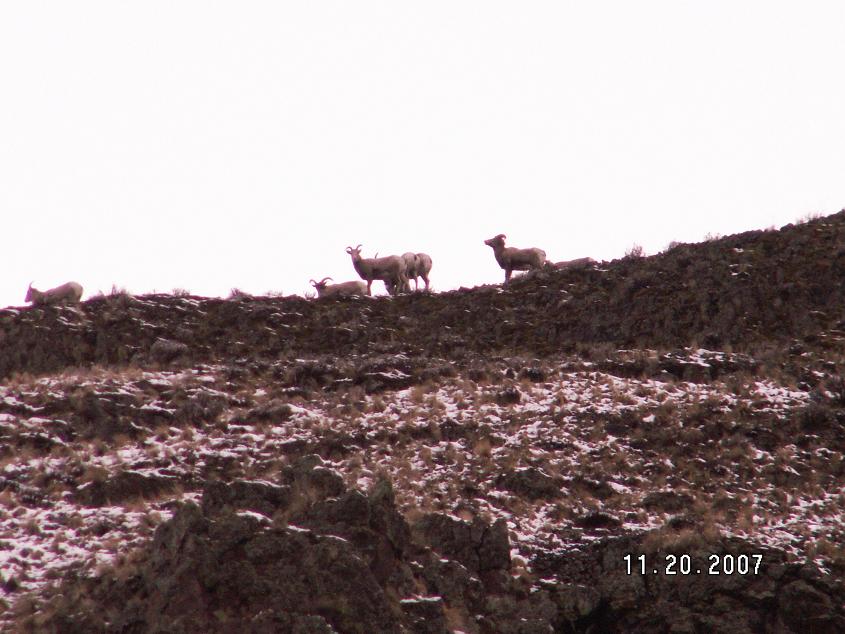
623 553 763 576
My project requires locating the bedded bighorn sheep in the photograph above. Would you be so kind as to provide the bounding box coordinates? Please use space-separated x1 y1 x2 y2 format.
25 281 84 306
309 277 367 298
484 234 547 283
346 245 408 296
553 257 596 270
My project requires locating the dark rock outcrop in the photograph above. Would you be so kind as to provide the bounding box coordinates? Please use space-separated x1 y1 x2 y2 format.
73 470 178 507
496 467 563 501
201 479 292 518
27 470 845 634
149 337 190 363
412 513 511 589
36 464 415 632
533 533 845 633
35 460 526 633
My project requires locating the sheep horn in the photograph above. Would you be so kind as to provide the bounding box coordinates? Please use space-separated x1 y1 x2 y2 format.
309 279 317 286
319 277 332 284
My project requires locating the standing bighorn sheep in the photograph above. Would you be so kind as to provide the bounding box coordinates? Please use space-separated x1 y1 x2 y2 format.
379 251 434 294
309 277 367 298
400 252 433 292
25 281 84 306
384 252 433 294
346 245 408 296
484 234 547 283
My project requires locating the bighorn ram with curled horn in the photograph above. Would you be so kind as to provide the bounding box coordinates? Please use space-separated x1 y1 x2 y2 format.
345 244 408 296
25 281 84 306
484 234 547 283
309 277 367 298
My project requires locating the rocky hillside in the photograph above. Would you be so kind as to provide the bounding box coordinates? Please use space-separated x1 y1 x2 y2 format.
2 212 845 632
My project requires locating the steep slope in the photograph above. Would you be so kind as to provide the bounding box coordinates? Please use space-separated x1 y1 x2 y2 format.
3 211 845 381
2 212 845 632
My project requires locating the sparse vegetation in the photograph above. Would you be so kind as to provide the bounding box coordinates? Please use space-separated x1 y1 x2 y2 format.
227 287 252 300
3 211 845 630
625 243 645 259
796 211 824 224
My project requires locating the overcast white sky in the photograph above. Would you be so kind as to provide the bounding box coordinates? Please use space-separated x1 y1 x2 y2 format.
2 2 844 307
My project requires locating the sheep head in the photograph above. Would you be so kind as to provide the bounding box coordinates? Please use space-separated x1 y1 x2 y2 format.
310 277 333 290
484 234 507 249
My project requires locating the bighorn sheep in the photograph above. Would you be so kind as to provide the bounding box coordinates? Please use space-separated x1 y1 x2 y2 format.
384 252 433 294
553 257 596 270
346 245 408 296
401 252 433 292
484 234 547 283
25 281 84 306
309 277 367 298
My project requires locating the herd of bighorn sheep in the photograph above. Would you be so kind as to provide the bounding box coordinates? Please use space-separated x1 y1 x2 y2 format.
25 234 562 306
309 245 436 298
311 236 543 297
